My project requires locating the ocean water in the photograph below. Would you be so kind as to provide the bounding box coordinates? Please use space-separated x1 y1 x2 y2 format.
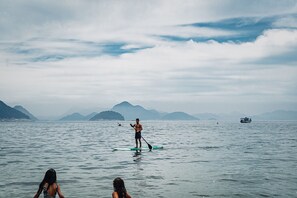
0 120 296 198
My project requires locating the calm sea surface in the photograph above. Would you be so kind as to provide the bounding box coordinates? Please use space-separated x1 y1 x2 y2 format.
0 121 296 197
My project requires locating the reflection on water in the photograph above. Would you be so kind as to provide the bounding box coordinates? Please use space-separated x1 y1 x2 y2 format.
0 121 297 197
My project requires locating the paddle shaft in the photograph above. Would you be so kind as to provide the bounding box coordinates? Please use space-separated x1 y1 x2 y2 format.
141 136 152 150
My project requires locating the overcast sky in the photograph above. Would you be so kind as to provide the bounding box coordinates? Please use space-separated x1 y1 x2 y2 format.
1 0 297 117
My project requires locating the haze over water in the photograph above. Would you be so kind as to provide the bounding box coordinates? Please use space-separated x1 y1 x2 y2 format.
0 120 296 197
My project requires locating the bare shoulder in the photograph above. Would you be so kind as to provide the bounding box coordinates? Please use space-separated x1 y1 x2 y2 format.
112 191 118 198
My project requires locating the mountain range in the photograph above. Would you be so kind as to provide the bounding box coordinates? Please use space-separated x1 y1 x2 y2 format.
1 99 297 121
54 103 297 121
111 101 200 120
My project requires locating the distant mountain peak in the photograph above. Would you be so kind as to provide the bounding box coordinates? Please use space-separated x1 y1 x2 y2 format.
59 112 85 121
111 101 161 120
0 100 30 120
113 101 133 108
162 111 198 120
90 110 124 121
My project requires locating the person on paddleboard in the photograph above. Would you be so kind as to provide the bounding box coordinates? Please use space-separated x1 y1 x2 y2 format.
130 118 142 148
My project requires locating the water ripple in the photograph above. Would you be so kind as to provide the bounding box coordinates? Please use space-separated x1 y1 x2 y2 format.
0 121 296 197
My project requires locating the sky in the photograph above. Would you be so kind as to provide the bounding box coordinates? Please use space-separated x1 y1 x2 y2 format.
1 0 297 118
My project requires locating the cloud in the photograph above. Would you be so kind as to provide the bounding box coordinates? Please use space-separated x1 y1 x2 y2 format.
1 0 297 40
273 15 297 28
1 0 297 116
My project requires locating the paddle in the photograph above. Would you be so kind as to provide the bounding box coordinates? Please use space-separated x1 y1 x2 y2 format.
130 124 153 150
141 136 153 150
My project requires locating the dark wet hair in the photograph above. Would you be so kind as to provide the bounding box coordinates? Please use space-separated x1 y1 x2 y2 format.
113 177 128 198
37 168 57 193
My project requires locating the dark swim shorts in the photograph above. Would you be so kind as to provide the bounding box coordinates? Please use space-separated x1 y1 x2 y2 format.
135 132 141 139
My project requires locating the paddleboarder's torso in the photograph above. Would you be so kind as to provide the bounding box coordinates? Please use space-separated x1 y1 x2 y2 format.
134 122 142 140
134 123 142 133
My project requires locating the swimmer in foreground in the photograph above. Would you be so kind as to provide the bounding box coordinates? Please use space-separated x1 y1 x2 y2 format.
112 177 132 198
34 168 65 198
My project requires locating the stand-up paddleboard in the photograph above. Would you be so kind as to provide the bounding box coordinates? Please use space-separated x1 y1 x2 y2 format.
113 145 164 151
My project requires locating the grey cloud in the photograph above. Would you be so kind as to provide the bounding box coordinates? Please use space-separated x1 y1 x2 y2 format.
1 0 297 116
1 0 296 40
1 38 152 64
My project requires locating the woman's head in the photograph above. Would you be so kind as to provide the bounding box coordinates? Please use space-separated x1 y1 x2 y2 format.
39 168 56 190
113 177 125 190
44 168 57 185
113 177 127 198
37 168 57 193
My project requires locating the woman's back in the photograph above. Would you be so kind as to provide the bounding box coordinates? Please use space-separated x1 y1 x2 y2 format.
112 191 132 198
43 183 57 198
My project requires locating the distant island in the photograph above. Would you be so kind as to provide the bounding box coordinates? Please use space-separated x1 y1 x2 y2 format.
90 111 124 121
0 100 30 120
162 112 198 120
59 113 85 121
59 112 98 121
